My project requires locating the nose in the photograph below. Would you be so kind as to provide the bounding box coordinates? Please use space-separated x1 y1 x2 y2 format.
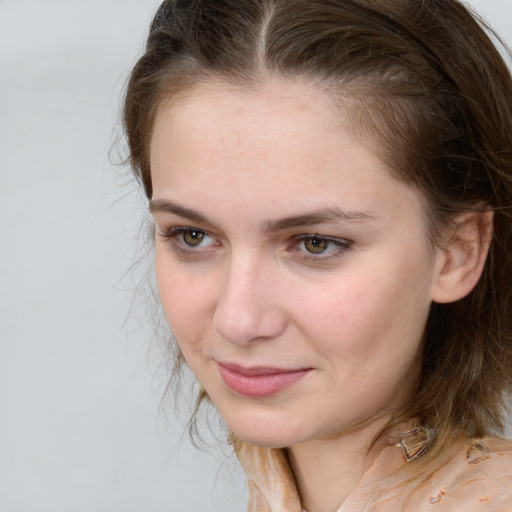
212 256 287 346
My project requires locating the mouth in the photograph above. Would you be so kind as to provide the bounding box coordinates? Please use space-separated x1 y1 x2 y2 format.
217 362 312 398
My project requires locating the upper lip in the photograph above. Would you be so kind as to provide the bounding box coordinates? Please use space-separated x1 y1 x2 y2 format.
218 361 310 376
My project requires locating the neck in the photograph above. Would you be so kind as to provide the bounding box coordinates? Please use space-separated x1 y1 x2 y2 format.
287 417 390 512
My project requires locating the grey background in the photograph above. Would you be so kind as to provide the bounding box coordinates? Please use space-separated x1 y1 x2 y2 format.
1 1 511 511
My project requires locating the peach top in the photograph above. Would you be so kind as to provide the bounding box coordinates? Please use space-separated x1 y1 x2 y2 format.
235 436 512 511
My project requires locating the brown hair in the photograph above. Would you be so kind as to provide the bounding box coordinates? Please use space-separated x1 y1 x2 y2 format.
123 0 512 455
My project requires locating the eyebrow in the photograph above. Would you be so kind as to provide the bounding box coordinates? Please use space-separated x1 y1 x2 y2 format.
149 199 212 225
149 199 375 231
265 208 375 232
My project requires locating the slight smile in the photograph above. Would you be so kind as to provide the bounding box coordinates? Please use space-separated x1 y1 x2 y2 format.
217 362 312 398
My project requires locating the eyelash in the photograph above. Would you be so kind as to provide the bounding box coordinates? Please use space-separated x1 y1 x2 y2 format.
159 226 218 257
158 226 352 263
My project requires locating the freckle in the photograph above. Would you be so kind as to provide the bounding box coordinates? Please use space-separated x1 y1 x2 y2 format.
479 497 491 502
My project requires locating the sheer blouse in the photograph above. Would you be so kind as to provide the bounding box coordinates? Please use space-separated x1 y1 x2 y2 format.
235 435 512 511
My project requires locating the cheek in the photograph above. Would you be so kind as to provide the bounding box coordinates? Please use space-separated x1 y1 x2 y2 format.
289 258 432 361
155 254 215 350
289 268 383 335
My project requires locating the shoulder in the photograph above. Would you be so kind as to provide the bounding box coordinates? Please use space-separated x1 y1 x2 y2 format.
406 436 512 510
445 436 512 480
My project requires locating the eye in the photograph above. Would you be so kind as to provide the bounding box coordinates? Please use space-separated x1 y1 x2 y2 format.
291 234 352 261
159 226 218 252
303 236 331 254
301 235 349 255
182 229 208 247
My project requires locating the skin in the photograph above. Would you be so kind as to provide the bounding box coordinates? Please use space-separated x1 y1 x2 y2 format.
149 80 458 512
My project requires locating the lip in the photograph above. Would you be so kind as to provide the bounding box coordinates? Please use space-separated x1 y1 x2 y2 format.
217 362 311 398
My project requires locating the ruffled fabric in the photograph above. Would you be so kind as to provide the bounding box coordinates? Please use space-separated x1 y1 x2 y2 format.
235 436 512 511
234 439 302 512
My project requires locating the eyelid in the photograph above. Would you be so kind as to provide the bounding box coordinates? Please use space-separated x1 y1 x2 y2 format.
161 225 208 235
293 233 352 247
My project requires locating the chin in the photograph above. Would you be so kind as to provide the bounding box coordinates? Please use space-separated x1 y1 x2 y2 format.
231 430 292 449
223 411 306 449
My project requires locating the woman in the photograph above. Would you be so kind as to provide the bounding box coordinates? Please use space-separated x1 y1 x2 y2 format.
123 0 512 510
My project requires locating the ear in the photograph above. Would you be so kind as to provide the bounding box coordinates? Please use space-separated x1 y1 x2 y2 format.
431 210 494 304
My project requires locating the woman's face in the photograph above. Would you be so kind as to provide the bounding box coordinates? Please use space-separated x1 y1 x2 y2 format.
149 80 442 448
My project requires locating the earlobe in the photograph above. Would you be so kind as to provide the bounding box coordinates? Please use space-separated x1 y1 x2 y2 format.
431 210 494 304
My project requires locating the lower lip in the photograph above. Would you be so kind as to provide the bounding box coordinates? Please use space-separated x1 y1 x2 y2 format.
217 363 311 398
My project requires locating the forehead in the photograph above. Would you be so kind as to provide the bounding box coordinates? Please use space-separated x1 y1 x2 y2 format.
149 79 424 226
152 78 340 159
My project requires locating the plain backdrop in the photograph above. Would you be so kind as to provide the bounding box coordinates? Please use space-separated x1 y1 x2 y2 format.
1 1 511 511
